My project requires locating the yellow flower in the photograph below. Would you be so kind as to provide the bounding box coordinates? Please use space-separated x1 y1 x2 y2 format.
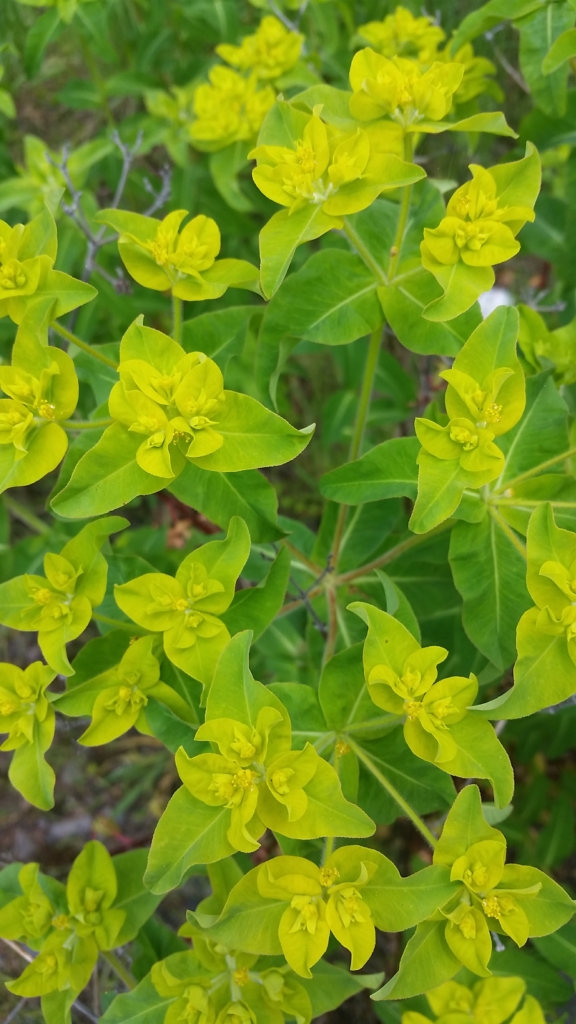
216 16 303 80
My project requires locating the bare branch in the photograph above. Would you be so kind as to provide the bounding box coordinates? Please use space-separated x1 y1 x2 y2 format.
143 164 172 217
109 128 143 210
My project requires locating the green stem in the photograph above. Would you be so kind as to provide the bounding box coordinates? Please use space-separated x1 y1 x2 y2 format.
493 499 576 508
3 495 50 535
62 419 113 430
348 739 437 848
51 322 118 370
488 507 527 559
322 327 383 664
331 326 383 568
342 219 387 284
388 133 414 282
92 612 147 634
278 521 454 617
492 445 576 494
172 295 183 344
349 327 382 463
100 950 136 990
322 835 335 864
338 519 453 586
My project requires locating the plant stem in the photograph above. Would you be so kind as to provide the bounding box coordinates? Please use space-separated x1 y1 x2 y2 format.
3 495 50 534
348 739 437 848
51 321 119 370
492 445 576 494
322 835 335 864
350 327 383 463
342 219 387 284
279 520 454 616
282 538 322 576
338 518 453 585
322 327 383 664
493 499 576 508
331 326 383 569
100 950 136 990
488 507 527 559
62 419 113 430
172 295 183 344
388 133 414 281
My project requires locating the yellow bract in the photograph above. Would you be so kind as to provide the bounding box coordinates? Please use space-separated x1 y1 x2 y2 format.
422 165 535 269
250 109 410 217
349 49 463 125
216 16 303 80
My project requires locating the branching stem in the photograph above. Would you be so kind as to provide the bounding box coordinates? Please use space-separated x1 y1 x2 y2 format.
492 445 576 493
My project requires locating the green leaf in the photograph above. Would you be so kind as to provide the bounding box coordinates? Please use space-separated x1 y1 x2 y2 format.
8 715 55 810
449 516 531 669
365 861 458 932
416 113 517 137
100 974 172 1024
519 3 575 116
113 850 163 945
256 249 382 398
542 27 576 73
192 866 284 953
533 920 576 979
434 784 503 867
169 463 284 544
187 392 314 472
221 546 291 639
300 961 384 1018
496 372 569 489
259 205 340 299
452 0 543 48
478 606 576 719
144 787 235 894
205 630 289 728
409 451 468 534
355 731 456 825
209 141 253 212
378 271 481 356
319 643 379 731
422 262 495 323
24 8 62 78
181 306 257 370
51 424 169 519
429 715 514 809
321 437 419 505
373 920 461 1000
489 945 573 1004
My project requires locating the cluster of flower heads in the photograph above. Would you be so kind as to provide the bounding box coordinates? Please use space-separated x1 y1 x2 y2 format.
356 5 501 106
146 16 304 154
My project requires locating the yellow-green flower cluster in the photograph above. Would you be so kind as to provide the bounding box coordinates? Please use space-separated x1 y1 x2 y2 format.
189 67 275 152
357 6 445 65
355 6 499 107
422 165 535 271
146 16 302 154
216 15 303 80
349 49 464 127
250 107 424 217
